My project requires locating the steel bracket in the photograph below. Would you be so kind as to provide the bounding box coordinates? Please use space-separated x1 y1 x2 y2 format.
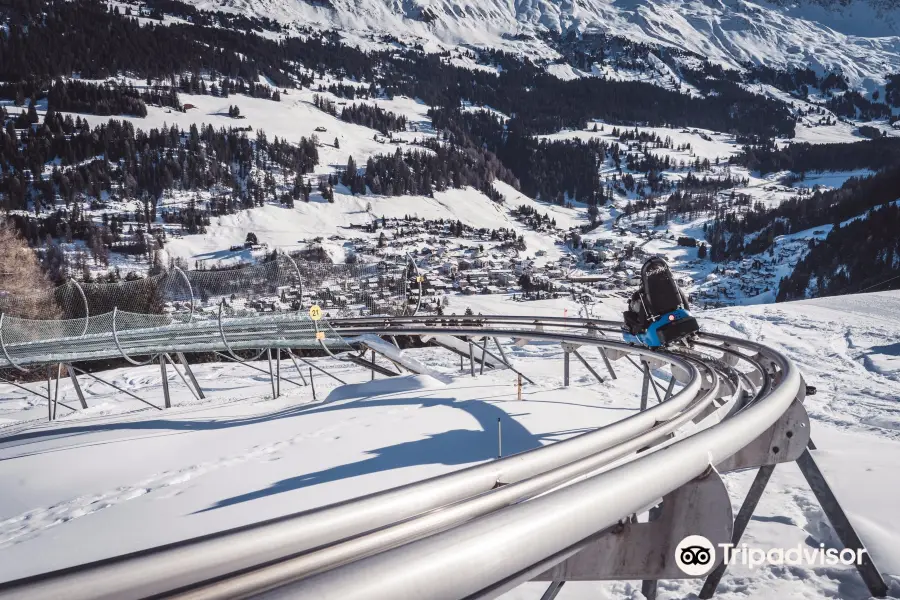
533 467 733 581
716 398 810 472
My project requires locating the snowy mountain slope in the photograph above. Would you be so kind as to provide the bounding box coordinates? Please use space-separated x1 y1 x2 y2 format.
186 0 900 87
0 292 898 597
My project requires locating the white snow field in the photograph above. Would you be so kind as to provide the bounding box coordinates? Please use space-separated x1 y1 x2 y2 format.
0 292 899 599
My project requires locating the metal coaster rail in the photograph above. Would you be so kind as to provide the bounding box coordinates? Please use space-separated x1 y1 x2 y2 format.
0 311 811 600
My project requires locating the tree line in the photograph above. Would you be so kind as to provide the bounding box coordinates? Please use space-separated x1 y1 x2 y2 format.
734 137 900 174
0 111 319 236
340 141 517 200
340 103 407 134
702 164 900 262
777 202 900 301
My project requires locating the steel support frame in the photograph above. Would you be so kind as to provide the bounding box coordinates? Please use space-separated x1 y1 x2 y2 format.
534 467 733 588
160 354 172 409
795 448 887 597
627 355 665 403
70 365 161 411
66 364 88 409
701 442 888 599
539 581 565 600
599 348 617 380
571 348 605 385
164 354 200 401
0 370 76 421
213 351 307 389
640 361 650 412
480 343 535 385
176 353 205 399
289 351 346 385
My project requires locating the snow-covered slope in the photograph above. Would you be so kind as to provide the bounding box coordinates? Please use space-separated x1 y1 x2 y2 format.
191 0 900 87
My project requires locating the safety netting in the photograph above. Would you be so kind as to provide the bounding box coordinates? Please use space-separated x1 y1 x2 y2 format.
0 253 413 369
0 254 418 321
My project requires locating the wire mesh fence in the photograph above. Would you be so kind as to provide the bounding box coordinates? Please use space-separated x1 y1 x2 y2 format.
0 254 419 321
0 253 416 369
0 309 352 369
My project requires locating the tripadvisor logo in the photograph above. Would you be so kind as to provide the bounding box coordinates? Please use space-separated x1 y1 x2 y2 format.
674 535 868 576
675 535 716 576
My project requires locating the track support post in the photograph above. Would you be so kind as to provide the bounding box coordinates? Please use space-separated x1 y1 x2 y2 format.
571 347 605 385
176 353 205 399
640 360 650 411
65 364 88 409
160 355 171 409
699 465 775 598
539 581 565 600
599 348 617 380
46 364 53 422
664 376 677 402
266 349 278 399
493 337 509 365
287 352 309 386
796 448 888 598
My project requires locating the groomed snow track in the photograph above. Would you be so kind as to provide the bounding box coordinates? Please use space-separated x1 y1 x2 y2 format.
0 314 815 600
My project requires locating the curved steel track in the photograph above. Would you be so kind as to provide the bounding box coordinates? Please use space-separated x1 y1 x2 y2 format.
0 314 805 600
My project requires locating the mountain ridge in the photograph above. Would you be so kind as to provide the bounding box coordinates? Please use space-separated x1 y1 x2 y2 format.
186 0 900 89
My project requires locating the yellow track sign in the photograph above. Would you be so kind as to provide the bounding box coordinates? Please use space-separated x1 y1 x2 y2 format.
309 305 323 321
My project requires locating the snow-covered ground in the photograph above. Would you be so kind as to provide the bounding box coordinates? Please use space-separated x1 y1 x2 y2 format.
1 291 899 598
